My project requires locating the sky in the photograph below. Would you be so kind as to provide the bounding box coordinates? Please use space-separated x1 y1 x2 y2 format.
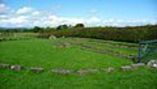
0 0 157 27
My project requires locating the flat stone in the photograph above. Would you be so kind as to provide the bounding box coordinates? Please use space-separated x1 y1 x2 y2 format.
131 63 145 68
77 68 98 75
0 63 10 69
104 67 115 73
51 68 73 75
77 69 89 75
147 60 157 68
30 67 44 73
10 65 22 71
121 65 133 71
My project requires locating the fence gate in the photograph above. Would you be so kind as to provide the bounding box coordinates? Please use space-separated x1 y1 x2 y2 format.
138 40 157 63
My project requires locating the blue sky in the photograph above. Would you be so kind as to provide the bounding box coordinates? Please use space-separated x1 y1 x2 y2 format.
0 0 157 27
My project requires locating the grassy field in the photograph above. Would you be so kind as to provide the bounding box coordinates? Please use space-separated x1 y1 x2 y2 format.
0 37 157 89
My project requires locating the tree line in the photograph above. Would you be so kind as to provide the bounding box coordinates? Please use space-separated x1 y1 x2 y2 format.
0 24 157 43
38 24 157 43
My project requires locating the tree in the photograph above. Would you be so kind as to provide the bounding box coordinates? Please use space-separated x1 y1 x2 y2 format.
56 24 69 30
33 26 42 32
74 23 85 28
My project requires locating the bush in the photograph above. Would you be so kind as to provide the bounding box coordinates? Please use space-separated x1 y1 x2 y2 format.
33 25 157 42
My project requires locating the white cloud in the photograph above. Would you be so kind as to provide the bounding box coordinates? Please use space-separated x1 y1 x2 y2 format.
32 15 85 27
87 16 101 26
16 7 33 14
32 11 40 16
16 6 40 16
0 5 157 28
0 14 7 18
0 16 28 24
0 3 8 14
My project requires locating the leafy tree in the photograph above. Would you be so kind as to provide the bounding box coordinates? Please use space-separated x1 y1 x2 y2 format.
33 26 42 32
56 24 69 30
74 23 85 28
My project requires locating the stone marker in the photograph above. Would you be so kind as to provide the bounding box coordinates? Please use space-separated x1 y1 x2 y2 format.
131 63 145 68
10 65 22 71
49 35 56 40
30 67 44 73
51 68 73 75
147 60 157 68
0 63 10 69
105 67 115 73
121 65 133 71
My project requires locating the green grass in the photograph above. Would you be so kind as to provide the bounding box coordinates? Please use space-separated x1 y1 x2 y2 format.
0 32 38 40
0 68 157 89
0 38 131 69
0 38 157 89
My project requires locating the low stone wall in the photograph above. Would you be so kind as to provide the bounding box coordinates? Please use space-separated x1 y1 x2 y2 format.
1 60 156 75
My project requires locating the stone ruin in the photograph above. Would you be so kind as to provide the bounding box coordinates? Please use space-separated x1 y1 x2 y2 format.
0 59 156 75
